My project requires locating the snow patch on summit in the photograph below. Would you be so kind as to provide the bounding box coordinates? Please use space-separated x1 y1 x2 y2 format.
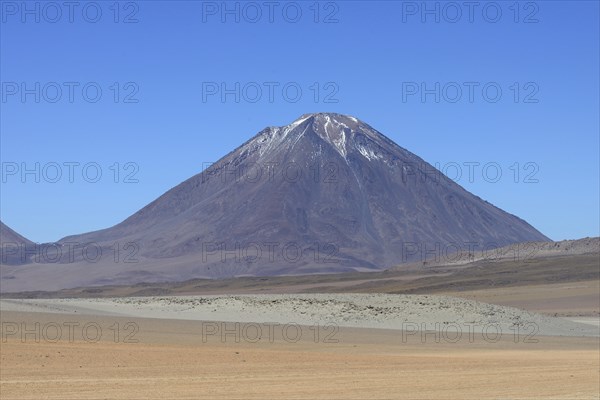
252 113 382 161
322 114 350 158
256 127 284 157
333 130 347 158
356 142 382 161
288 115 312 130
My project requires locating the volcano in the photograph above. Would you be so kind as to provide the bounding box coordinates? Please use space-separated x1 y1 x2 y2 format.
1 113 549 290
0 222 34 265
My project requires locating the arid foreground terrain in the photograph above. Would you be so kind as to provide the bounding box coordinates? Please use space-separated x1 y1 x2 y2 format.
1 245 599 399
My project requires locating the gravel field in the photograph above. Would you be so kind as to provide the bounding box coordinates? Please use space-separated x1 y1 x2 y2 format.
2 293 598 337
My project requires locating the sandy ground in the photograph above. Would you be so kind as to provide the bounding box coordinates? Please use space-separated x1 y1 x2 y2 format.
3 249 598 398
1 310 599 400
2 292 599 399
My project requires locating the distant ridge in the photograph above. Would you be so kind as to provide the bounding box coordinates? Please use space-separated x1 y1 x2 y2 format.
390 237 600 269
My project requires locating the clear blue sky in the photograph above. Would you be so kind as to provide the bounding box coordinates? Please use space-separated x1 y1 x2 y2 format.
1 0 598 243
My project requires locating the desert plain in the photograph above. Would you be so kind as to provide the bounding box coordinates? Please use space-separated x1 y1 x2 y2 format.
1 249 599 399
